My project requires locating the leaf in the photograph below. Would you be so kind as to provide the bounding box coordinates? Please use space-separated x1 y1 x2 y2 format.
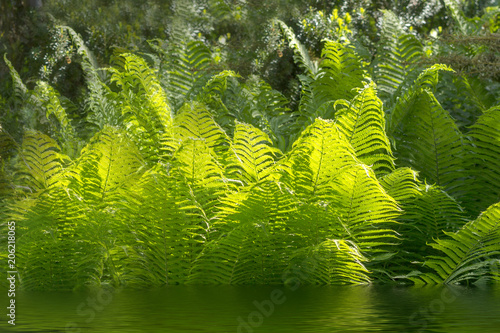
287 239 371 285
18 131 68 193
412 202 500 285
274 19 318 76
228 123 281 185
334 83 394 176
390 88 466 197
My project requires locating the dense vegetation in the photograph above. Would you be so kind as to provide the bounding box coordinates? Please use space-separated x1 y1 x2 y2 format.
1 0 499 290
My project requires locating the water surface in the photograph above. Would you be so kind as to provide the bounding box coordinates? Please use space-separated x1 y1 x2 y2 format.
2 284 500 332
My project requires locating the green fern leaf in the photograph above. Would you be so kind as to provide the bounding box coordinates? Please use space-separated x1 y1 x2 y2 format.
71 126 144 204
189 181 298 284
228 123 282 185
374 11 424 104
412 201 500 285
287 239 371 285
390 86 466 197
334 83 394 176
465 106 500 214
109 53 173 161
17 131 69 193
169 101 229 156
274 19 318 76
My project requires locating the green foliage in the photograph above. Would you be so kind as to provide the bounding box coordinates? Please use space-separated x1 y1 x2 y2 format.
411 202 500 285
373 10 424 105
1 3 499 290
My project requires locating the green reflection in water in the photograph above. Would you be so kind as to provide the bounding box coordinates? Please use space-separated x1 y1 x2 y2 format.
1 285 499 332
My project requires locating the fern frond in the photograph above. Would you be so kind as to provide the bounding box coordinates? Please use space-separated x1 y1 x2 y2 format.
297 41 366 129
16 187 102 290
274 19 318 76
120 165 207 285
70 126 144 205
284 118 357 200
287 239 371 285
4 54 30 104
17 131 69 193
58 26 121 130
386 64 454 136
228 123 281 185
333 163 400 252
170 101 229 155
286 119 399 253
465 106 500 214
379 167 421 203
334 83 394 176
197 70 239 106
109 53 173 161
317 40 365 100
411 202 500 285
189 181 298 284
374 10 424 103
389 83 466 196
33 81 76 153
164 40 215 110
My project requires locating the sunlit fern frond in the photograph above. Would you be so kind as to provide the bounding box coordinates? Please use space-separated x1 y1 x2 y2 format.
274 19 319 76
387 66 466 198
228 123 282 185
334 83 394 176
32 81 76 155
17 131 69 194
162 40 216 110
109 53 173 162
286 239 371 285
16 187 102 291
70 125 144 205
117 165 207 286
284 118 357 201
386 64 454 137
189 180 299 284
169 101 229 157
297 41 366 130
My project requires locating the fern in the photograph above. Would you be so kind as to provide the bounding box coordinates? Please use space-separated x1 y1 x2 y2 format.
4 55 30 104
158 40 216 111
70 125 144 205
17 131 69 193
33 81 76 155
16 187 102 290
274 19 319 76
411 202 500 285
465 106 500 214
373 10 424 104
333 83 394 176
284 118 357 200
170 101 229 156
228 123 281 185
386 64 454 136
285 119 400 255
295 41 366 131
109 53 173 162
388 68 466 197
189 180 298 284
118 165 207 286
287 239 371 285
59 26 121 130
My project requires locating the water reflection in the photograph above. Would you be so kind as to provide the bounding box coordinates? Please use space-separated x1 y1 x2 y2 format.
1 285 499 332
